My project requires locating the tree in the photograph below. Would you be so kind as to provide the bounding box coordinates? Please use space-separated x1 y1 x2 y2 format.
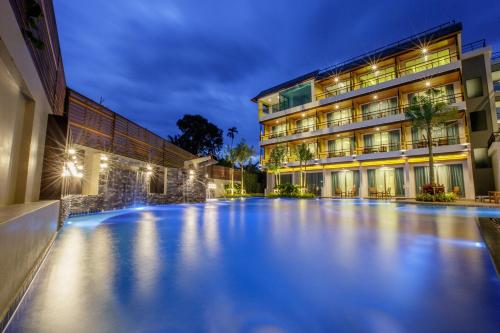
296 143 314 191
226 127 238 194
405 89 458 185
227 127 238 148
168 115 223 156
266 146 287 188
234 140 256 194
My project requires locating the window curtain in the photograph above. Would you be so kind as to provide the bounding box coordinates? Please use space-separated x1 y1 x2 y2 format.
414 166 429 194
446 122 459 144
367 169 375 188
411 127 420 148
364 134 373 149
389 130 400 151
353 171 360 194
449 164 464 197
395 168 405 196
331 172 339 192
306 172 323 195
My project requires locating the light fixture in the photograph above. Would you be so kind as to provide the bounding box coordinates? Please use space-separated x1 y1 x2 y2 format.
146 171 152 176
146 165 152 171
302 113 305 117
376 127 380 131
275 120 279 123
335 105 339 109
371 64 377 70
100 162 108 169
422 48 428 54
68 148 76 155
72 155 77 160
77 165 83 170
100 154 108 161
337 134 340 137
268 98 272 102
373 95 378 100
425 81 431 87
375 70 380 75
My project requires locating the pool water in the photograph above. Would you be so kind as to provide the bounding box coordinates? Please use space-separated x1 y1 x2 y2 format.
6 199 500 332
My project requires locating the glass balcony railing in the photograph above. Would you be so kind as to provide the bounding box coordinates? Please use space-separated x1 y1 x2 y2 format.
315 51 458 101
260 135 467 166
260 92 463 141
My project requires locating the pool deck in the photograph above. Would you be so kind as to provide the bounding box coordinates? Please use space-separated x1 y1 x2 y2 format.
396 199 500 208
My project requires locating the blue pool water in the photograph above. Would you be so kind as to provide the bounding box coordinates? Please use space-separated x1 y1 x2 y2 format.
6 199 500 332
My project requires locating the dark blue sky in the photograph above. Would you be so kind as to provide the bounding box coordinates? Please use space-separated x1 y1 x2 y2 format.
54 0 500 148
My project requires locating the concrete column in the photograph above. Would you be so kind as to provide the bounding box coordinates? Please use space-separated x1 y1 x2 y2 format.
163 167 168 195
323 170 331 197
360 166 368 197
82 151 100 195
405 161 414 198
463 158 476 199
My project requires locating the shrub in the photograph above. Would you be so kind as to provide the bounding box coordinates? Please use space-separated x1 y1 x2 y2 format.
267 183 316 199
421 183 445 195
416 192 457 202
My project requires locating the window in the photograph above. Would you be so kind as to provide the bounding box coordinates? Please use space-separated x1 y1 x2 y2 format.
408 84 456 105
363 130 400 153
279 83 312 110
324 79 350 97
270 123 287 138
466 77 483 98
411 121 460 148
361 97 398 120
404 49 451 74
470 110 488 131
327 137 355 157
326 108 352 127
358 66 395 88
295 117 316 133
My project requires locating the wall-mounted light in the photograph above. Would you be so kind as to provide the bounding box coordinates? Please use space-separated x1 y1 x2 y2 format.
100 154 108 161
425 81 431 87
100 162 108 169
334 77 339 83
335 105 339 109
68 148 76 155
373 95 378 100
371 64 377 70
422 48 428 54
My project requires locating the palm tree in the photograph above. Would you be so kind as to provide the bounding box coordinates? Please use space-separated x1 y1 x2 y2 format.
234 140 256 194
405 88 458 185
226 127 238 194
296 143 314 191
266 146 287 188
227 127 238 148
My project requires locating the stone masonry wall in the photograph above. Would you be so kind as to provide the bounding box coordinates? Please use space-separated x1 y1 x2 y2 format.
59 160 207 225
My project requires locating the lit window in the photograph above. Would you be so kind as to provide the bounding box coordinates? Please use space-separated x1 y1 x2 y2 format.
465 77 483 98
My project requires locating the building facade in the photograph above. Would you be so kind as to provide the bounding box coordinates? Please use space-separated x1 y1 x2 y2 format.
253 22 498 199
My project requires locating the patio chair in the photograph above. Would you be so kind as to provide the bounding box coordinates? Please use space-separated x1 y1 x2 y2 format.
348 187 357 197
368 187 378 198
452 186 461 196
335 187 344 198
385 187 392 198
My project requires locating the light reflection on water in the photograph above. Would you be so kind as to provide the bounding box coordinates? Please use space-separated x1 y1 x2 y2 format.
6 198 500 333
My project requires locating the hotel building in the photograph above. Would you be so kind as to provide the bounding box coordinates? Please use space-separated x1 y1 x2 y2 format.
253 22 498 199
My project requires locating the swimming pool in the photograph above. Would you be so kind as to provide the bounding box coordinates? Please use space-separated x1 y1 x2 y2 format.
6 199 500 332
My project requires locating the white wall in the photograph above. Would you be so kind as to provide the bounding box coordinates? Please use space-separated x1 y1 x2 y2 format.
0 2 54 206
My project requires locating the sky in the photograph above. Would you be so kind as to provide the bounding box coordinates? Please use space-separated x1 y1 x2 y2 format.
54 0 500 149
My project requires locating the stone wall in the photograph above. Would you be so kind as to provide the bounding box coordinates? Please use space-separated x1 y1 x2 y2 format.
59 160 207 225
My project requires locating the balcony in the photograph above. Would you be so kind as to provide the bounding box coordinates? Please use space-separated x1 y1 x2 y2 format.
261 134 468 166
315 51 457 101
260 93 464 144
260 51 459 120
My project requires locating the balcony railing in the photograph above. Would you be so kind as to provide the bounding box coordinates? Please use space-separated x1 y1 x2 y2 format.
260 135 468 165
260 92 463 141
462 39 486 53
315 51 457 101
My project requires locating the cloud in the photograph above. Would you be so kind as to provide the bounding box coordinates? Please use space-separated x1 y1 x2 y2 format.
54 0 500 149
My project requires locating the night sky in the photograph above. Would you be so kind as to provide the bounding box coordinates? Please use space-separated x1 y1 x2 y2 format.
54 0 500 149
